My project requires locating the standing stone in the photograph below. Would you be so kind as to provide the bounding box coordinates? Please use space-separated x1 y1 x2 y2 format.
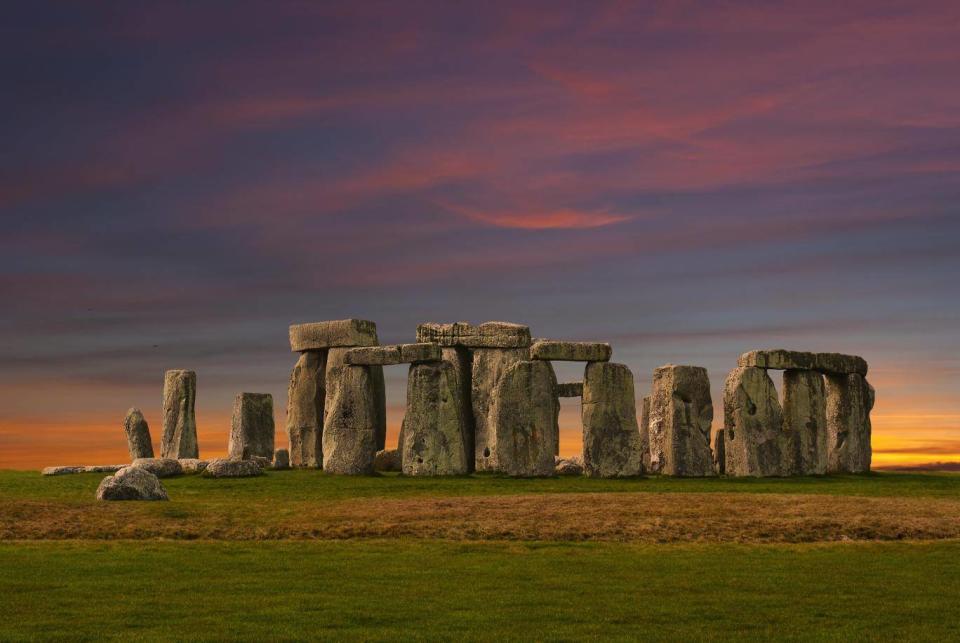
160 370 198 459
228 393 275 460
401 362 470 476
442 346 475 470
489 360 559 476
273 449 290 470
286 350 326 468
782 369 827 475
826 373 873 473
639 395 652 473
648 365 715 477
713 429 725 475
123 407 154 460
471 347 530 471
581 362 644 478
327 348 386 451
723 367 787 477
323 364 377 475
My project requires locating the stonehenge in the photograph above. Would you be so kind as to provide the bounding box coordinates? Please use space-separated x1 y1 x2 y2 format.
123 408 154 460
582 362 643 477
401 361 470 475
322 364 379 474
286 350 326 468
228 393 275 460
723 367 787 477
160 369 198 459
647 365 715 477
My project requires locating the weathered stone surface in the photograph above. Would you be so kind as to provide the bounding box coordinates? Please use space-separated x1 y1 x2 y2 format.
648 365 715 477
530 340 612 362
286 350 326 468
826 373 873 473
713 429 725 475
782 369 827 475
123 407 154 460
374 449 401 472
471 347 530 471
344 343 442 366
132 457 183 478
327 349 386 451
248 455 272 469
273 449 290 470
323 364 378 475
738 350 868 377
582 362 644 478
41 466 85 476
401 362 471 476
417 321 531 348
722 367 787 477
203 458 263 478
640 395 652 473
442 346 475 469
83 465 125 473
178 458 208 474
289 319 378 352
555 456 584 476
555 382 584 397
160 369 198 459
489 360 559 476
96 466 168 501
228 393 275 460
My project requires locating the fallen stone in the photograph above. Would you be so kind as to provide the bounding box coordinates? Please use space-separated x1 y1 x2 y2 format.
344 343 442 366
530 340 611 362
826 373 873 473
322 364 378 475
83 465 125 473
555 456 584 476
417 321 531 348
327 348 386 452
286 350 326 468
132 457 183 478
42 466 85 476
248 455 272 469
273 449 290 470
289 319 379 351
471 347 530 472
228 393 275 460
722 367 787 477
782 369 827 475
489 360 559 476
401 362 471 476
738 350 868 377
96 466 168 501
640 395 652 473
582 362 644 478
178 458 209 474
714 429 725 475
203 458 263 478
123 407 154 460
160 369 199 459
648 365 715 477
555 382 584 397
374 449 402 472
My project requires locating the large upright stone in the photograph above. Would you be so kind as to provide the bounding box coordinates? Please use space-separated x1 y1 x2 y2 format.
826 373 873 473
723 367 787 477
442 346 475 469
648 365 715 477
123 407 154 460
639 395 652 473
530 340 611 362
228 393 275 460
417 321 531 348
160 370 198 459
401 362 470 476
581 362 644 478
286 351 326 468
782 369 827 475
471 347 530 471
323 364 377 475
327 348 386 451
738 350 868 377
488 360 559 476
289 319 379 352
713 429 725 475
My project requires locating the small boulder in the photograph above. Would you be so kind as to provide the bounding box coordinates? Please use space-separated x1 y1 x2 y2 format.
203 458 263 478
132 457 183 478
178 458 209 474
273 449 290 470
374 449 402 472
555 456 584 476
96 466 169 501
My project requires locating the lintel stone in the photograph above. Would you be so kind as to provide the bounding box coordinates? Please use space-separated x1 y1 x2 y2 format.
416 321 531 348
738 349 867 376
344 343 441 366
555 382 584 397
289 319 378 352
530 340 611 362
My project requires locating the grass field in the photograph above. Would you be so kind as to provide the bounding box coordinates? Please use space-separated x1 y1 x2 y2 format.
2 470 959 640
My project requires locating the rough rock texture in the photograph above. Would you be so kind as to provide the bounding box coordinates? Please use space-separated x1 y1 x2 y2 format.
344 343 442 366
228 393 275 460
401 362 470 476
714 429 725 475
160 369 198 459
417 321 531 348
123 407 154 460
273 449 290 470
322 364 378 475
489 360 559 476
132 457 183 478
286 350 326 468
327 348 386 451
83 465 125 473
826 373 873 473
555 456 584 476
648 365 716 477
96 466 168 501
581 362 644 478
42 466 85 475
248 455 272 469
530 340 612 362
289 319 379 351
203 458 263 478
782 369 828 475
471 347 530 471
640 395 652 473
738 350 868 377
555 382 584 397
374 449 402 472
178 459 208 474
723 367 787 477
441 346 475 469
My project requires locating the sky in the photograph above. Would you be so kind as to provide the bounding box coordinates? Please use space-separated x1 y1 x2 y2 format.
1 1 959 469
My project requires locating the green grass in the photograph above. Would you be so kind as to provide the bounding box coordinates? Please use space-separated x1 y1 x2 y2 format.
1 539 959 641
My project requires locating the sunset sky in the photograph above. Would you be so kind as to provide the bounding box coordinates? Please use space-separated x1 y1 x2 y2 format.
2 1 959 469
